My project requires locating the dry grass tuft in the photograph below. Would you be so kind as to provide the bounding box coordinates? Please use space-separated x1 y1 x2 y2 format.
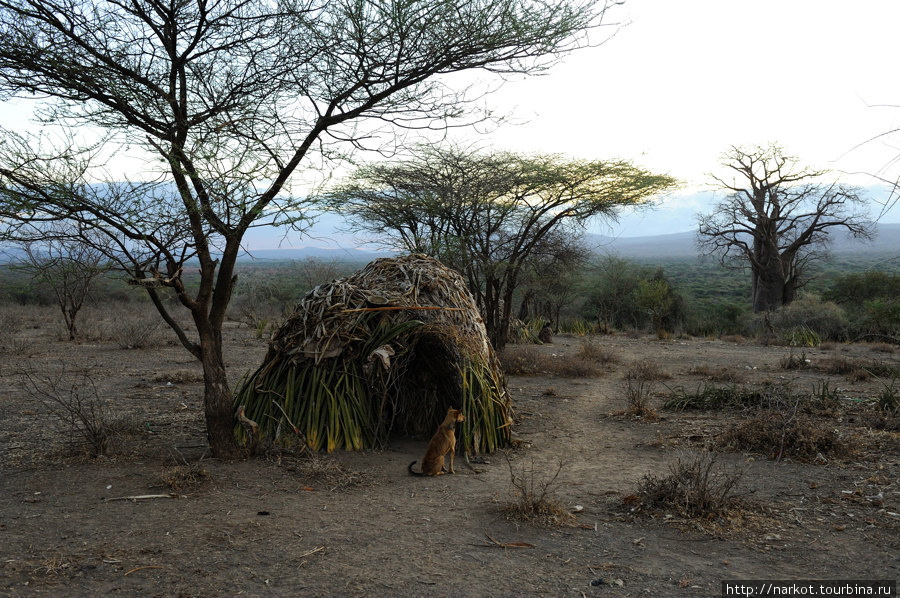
499 345 545 375
779 350 811 370
626 360 672 381
818 356 860 376
869 342 897 354
279 453 372 491
500 454 575 527
159 461 210 492
621 361 664 419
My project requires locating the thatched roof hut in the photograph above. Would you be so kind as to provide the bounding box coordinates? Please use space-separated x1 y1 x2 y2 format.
234 254 512 453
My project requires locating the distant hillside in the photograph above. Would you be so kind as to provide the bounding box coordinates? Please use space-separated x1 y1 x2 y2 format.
586 223 900 260
236 246 390 263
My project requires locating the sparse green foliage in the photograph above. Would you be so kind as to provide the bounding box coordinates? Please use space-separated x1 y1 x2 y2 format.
763 294 849 343
663 384 769 411
585 258 686 333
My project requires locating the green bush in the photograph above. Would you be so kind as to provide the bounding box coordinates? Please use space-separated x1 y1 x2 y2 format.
761 294 850 342
861 298 900 336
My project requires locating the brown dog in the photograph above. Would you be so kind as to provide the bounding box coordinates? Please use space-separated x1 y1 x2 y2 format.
408 407 465 476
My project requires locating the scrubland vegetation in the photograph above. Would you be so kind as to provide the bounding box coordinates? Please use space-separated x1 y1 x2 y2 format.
3 248 898 346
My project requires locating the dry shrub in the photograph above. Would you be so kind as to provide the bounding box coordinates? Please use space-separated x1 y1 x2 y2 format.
498 345 545 375
19 366 111 458
499 345 604 378
818 356 857 375
550 353 605 377
152 369 204 384
500 454 575 527
576 340 620 364
687 365 746 383
109 316 164 349
869 342 897 354
717 410 848 462
816 356 899 380
864 360 900 379
632 451 743 518
664 383 768 411
859 411 900 432
626 360 671 381
779 350 811 370
622 361 664 418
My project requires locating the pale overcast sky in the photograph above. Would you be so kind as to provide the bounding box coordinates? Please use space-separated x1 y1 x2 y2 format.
484 0 900 188
427 0 900 238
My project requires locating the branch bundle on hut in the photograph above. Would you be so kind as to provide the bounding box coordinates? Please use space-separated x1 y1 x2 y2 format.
234 254 512 453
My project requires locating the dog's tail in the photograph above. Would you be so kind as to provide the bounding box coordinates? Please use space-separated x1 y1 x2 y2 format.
408 460 425 476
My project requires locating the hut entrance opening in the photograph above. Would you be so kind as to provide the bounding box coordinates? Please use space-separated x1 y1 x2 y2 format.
389 330 463 440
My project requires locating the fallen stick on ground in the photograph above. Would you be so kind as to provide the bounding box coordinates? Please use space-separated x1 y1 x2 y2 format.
478 532 535 549
124 565 164 576
104 494 179 502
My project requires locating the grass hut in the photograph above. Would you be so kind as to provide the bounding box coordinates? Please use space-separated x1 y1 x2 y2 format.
234 254 512 454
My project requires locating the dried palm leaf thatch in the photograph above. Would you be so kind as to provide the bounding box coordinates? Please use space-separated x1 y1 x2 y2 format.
234 254 512 453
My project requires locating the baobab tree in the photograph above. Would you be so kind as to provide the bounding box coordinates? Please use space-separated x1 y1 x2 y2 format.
0 0 619 457
698 144 874 313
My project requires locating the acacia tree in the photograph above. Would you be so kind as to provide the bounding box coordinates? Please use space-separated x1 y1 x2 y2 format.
13 228 111 340
323 145 677 348
698 144 874 313
515 231 589 327
0 0 618 457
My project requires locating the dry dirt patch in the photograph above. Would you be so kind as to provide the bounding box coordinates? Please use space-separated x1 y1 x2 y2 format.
1 313 898 596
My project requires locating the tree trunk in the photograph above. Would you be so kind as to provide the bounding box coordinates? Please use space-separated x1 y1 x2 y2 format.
752 267 787 313
198 329 241 458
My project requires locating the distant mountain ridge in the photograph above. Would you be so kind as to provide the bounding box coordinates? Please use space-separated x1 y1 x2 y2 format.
233 223 898 263
585 223 900 260
2 224 895 265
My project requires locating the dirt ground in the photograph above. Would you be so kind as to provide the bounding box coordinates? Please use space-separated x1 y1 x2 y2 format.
1 305 898 597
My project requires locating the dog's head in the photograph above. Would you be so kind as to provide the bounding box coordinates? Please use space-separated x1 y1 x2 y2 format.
446 407 465 423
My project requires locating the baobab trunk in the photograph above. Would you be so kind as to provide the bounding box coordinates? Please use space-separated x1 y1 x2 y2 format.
751 266 797 313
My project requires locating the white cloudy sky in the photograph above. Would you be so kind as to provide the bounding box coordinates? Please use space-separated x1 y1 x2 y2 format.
469 0 900 236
